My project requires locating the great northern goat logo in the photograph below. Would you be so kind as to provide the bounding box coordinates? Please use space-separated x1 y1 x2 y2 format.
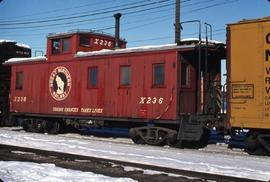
49 66 72 101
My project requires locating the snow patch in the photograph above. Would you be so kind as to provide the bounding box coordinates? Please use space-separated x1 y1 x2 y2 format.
0 161 136 182
75 44 190 57
0 129 269 181
4 56 47 65
15 42 31 49
0 39 30 49
0 39 16 43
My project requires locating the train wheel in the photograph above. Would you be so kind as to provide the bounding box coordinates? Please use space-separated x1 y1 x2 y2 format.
23 119 43 133
43 120 61 134
129 127 176 146
129 128 146 144
245 131 268 156
131 135 146 144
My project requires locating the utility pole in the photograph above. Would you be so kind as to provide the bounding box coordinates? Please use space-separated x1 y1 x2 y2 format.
175 0 180 44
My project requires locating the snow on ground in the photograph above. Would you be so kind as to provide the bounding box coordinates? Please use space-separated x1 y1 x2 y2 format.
0 161 136 182
0 128 270 181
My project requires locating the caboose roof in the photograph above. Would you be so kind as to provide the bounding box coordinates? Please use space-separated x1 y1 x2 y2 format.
75 39 224 58
4 39 224 65
47 30 127 43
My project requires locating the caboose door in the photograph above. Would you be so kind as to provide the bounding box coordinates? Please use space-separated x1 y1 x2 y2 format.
178 53 197 114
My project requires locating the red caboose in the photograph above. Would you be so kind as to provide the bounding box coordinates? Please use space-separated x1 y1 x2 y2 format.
6 30 225 146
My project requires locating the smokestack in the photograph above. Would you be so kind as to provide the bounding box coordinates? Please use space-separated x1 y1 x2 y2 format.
114 13 122 49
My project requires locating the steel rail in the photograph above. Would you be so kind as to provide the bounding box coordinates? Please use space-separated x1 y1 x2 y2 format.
0 144 263 182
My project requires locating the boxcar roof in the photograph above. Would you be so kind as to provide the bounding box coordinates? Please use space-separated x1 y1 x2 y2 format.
4 56 46 65
0 39 31 49
228 16 270 26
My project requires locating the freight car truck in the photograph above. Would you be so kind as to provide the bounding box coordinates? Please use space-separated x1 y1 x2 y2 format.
227 17 270 155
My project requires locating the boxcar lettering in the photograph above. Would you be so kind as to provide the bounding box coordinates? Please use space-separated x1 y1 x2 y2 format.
266 33 270 44
146 97 151 104
152 97 157 104
52 92 67 100
91 108 103 113
158 98 164 104
265 86 270 94
53 107 64 112
139 97 164 104
13 96 27 103
266 67 270 74
94 38 99 45
265 100 270 105
99 39 104 45
64 107 79 113
80 108 103 114
265 77 270 84
93 38 112 47
266 50 270 62
81 108 92 113
139 97 146 104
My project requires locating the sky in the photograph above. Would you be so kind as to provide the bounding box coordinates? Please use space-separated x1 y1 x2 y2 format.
0 0 270 56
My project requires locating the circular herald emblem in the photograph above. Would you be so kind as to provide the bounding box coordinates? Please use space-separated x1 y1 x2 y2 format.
49 66 72 101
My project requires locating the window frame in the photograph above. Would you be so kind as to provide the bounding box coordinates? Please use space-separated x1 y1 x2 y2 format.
52 39 61 55
119 65 131 87
15 71 23 90
152 63 165 87
79 34 91 47
51 37 72 55
87 66 99 89
180 62 190 88
62 38 71 52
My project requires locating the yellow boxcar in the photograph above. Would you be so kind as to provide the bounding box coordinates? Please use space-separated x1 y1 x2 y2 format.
227 17 270 130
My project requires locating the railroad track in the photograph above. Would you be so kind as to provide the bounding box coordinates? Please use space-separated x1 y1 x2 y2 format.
0 144 262 182
1 127 246 157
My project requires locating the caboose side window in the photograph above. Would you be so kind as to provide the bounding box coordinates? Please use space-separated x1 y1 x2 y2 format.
153 63 165 87
80 35 90 47
16 72 23 90
88 67 98 88
52 39 60 54
62 38 71 52
181 63 190 87
120 66 131 86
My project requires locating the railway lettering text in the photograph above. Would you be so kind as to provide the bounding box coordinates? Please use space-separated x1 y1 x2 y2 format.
64 107 79 113
13 96 27 103
264 32 270 117
93 38 112 47
52 107 103 114
266 33 270 62
53 107 64 112
139 97 164 105
81 108 103 114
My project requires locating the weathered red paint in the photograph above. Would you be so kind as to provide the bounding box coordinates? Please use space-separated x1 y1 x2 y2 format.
9 32 222 122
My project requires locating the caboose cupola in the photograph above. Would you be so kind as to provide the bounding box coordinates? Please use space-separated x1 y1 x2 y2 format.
46 31 127 62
